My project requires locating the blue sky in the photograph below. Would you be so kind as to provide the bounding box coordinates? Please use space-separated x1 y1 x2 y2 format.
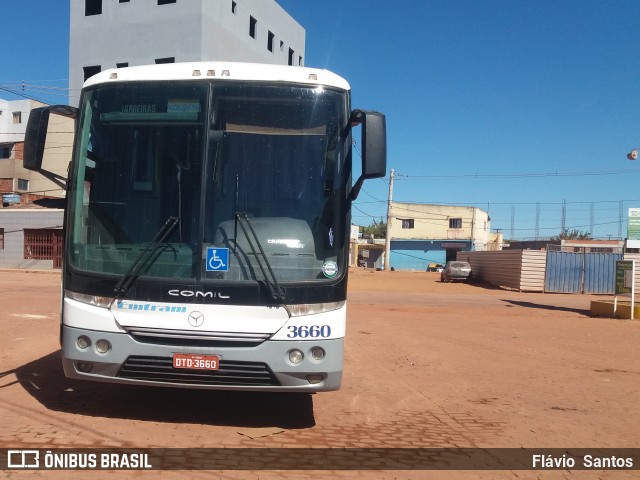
2 0 640 240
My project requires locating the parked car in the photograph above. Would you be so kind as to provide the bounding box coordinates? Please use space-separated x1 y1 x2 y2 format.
440 261 471 282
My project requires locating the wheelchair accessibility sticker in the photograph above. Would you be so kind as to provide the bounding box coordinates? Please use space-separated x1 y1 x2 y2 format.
206 247 229 272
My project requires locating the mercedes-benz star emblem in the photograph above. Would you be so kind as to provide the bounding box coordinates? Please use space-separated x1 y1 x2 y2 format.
188 311 204 328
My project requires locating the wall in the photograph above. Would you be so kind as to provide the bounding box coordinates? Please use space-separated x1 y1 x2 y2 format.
389 239 450 271
0 145 17 182
0 209 64 269
201 0 305 66
458 250 547 292
0 99 45 142
389 202 490 246
69 0 306 105
70 0 202 105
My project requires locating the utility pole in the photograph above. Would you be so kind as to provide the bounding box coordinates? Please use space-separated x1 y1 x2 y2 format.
384 168 394 270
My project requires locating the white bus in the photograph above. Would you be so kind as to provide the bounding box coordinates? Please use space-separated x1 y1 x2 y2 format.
24 62 386 392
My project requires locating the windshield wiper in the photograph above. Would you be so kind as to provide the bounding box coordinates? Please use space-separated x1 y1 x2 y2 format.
113 216 180 298
235 212 285 303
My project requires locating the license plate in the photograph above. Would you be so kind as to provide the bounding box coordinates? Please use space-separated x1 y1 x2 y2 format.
172 353 219 370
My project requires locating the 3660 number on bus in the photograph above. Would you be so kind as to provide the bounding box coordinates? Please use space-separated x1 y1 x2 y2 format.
286 325 331 338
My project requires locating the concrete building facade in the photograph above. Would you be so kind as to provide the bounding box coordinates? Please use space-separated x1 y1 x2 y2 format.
0 208 64 269
0 98 73 201
0 99 39 143
388 202 493 270
69 0 306 105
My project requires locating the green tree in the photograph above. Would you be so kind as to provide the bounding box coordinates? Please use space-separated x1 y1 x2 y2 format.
552 229 592 240
362 219 387 238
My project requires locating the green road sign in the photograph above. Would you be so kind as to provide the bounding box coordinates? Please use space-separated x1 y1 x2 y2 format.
615 260 634 295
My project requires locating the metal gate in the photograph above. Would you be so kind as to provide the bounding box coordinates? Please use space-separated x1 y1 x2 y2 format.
23 228 64 269
53 230 63 269
545 250 622 294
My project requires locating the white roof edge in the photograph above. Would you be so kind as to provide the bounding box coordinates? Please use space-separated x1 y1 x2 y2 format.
84 62 350 91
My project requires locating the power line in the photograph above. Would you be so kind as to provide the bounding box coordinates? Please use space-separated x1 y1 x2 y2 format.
0 78 68 84
0 85 49 105
395 168 640 180
394 198 640 207
351 204 380 220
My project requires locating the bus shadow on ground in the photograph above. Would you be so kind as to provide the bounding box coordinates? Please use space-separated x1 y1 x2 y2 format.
13 350 315 429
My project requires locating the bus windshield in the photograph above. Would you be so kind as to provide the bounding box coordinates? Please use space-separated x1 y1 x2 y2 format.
67 82 350 285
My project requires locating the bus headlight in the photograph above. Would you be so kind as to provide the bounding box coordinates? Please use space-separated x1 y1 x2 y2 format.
95 339 111 354
286 301 344 317
311 347 325 361
288 349 304 364
76 336 91 349
65 290 114 309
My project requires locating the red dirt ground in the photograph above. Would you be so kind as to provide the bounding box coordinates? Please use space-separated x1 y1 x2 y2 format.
0 268 638 479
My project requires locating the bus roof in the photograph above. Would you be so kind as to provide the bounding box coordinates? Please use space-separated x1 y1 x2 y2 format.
84 62 351 91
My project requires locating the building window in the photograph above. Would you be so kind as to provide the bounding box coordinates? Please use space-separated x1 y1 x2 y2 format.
267 31 274 52
158 0 176 4
288 48 294 66
12 112 21 124
116 62 129 68
449 218 462 229
299 55 303 66
231 1 237 13
119 0 130 2
401 219 414 229
85 0 102 16
280 40 284 51
249 16 257 39
155 57 175 64
1 146 11 159
83 65 101 82
17 179 29 191
0 228 4 250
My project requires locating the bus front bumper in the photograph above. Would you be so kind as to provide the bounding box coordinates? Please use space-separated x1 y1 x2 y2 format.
61 325 343 392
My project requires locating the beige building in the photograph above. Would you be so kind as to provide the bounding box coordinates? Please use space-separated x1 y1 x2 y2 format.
387 202 493 270
0 98 73 203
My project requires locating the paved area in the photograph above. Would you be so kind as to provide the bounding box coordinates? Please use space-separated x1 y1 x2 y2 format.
0 269 639 479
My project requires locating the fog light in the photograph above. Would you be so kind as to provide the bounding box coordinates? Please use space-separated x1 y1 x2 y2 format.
76 361 93 373
77 336 91 349
95 339 111 354
311 347 325 361
306 374 325 384
288 349 304 364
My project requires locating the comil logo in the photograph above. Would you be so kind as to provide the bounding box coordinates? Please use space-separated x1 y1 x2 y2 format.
8 450 40 469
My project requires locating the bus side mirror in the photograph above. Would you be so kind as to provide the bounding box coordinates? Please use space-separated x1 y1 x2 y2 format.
349 110 387 201
24 105 79 171
23 105 79 190
23 107 51 171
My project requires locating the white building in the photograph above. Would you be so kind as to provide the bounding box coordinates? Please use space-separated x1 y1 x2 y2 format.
69 0 306 105
388 202 495 270
0 99 41 144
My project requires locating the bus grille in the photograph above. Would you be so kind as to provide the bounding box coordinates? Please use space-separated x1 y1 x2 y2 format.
118 356 280 387
125 327 271 348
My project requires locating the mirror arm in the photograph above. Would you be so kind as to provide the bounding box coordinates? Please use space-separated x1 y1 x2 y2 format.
49 105 79 119
36 169 67 190
347 109 387 203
